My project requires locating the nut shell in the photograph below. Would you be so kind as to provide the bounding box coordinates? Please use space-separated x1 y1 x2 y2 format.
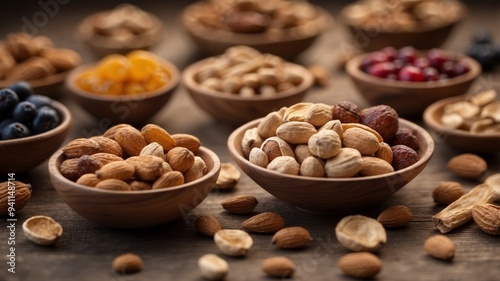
335 215 387 252
22 215 62 246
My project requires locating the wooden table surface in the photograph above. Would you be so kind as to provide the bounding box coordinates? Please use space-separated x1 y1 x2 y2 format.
1 1 499 280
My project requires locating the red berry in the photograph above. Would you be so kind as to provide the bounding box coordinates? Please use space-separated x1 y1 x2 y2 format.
397 46 417 63
368 62 396 78
423 67 440 81
427 48 448 68
398 65 425 81
381 47 397 60
454 61 471 76
414 57 430 69
440 61 457 77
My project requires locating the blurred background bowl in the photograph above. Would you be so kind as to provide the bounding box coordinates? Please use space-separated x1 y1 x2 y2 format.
77 9 164 58
423 95 500 154
227 117 434 214
65 58 179 126
181 2 333 59
346 51 481 118
48 146 221 228
0 72 70 99
183 58 314 125
0 100 71 174
339 0 466 52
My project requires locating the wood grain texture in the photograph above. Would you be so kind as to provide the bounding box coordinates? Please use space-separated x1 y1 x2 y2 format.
1 1 499 280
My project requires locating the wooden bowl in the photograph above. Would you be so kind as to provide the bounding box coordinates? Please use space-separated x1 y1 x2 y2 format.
227 118 434 214
346 52 481 118
48 146 221 228
423 95 500 154
182 58 314 125
65 59 180 126
0 71 70 98
0 100 72 174
77 11 164 58
181 2 333 59
339 1 466 52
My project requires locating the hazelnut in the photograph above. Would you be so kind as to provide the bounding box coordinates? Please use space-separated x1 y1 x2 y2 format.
331 101 361 123
390 128 419 151
391 145 419 171
360 105 399 142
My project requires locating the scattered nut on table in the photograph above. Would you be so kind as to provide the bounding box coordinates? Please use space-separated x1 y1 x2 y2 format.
22 215 63 246
112 253 143 274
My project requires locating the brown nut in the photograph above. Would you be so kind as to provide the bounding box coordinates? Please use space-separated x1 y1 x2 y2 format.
171 133 201 153
261 136 294 162
308 130 341 159
432 181 466 205
331 101 361 123
89 136 122 156
114 127 148 157
141 124 176 151
391 145 418 171
76 155 102 175
62 138 100 158
390 128 419 151
360 105 399 142
152 171 185 189
447 153 487 180
0 181 31 215
165 147 195 173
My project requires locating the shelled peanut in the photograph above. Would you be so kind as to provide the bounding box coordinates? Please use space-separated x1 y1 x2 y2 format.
59 123 205 191
75 50 171 96
241 101 420 178
0 33 81 80
194 46 308 96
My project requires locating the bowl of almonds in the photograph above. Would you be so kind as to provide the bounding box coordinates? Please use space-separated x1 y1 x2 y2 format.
0 33 82 97
423 90 500 153
48 123 221 228
66 50 179 125
181 0 333 59
340 0 466 51
183 46 314 125
227 102 434 214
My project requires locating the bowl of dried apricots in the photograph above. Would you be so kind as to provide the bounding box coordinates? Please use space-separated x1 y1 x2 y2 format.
66 50 179 125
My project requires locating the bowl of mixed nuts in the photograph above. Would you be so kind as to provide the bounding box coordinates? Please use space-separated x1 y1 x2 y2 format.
0 82 72 174
423 90 500 153
48 123 221 228
346 46 481 117
340 0 466 51
181 0 333 59
0 33 82 97
183 46 314 125
77 4 164 57
227 102 435 214
66 50 179 125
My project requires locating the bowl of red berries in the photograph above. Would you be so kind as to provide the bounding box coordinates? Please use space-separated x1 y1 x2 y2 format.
346 46 481 117
0 81 71 174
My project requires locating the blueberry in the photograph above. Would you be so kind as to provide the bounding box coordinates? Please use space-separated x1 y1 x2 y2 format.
31 106 60 134
1 122 31 140
467 44 497 71
25 95 53 109
8 81 33 101
0 89 19 117
473 29 493 45
13 101 38 125
0 118 14 136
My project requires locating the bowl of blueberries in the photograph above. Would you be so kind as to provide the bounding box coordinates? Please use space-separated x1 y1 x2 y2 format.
0 81 71 174
346 46 481 117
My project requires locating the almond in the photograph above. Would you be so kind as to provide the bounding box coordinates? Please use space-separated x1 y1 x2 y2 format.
432 181 466 205
95 179 131 191
114 127 148 157
377 205 413 227
96 161 135 181
471 203 500 235
62 138 100 158
0 181 31 215
152 171 184 189
39 48 81 72
221 195 258 214
171 133 201 153
103 124 135 140
7 57 54 80
261 256 295 278
242 212 285 233
112 253 143 274
338 252 382 279
141 124 176 151
90 153 124 165
195 215 222 237
271 226 312 249
89 136 122 156
184 156 208 183
447 153 487 180
139 142 164 158
126 155 165 181
424 235 455 260
59 158 80 181
165 147 195 173
76 173 101 187
76 155 102 175
128 180 152 191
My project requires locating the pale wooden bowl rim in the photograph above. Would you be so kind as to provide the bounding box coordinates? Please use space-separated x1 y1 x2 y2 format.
346 51 481 91
228 117 435 182
181 2 333 45
0 99 72 146
65 58 180 102
339 0 466 34
182 58 314 102
423 95 500 138
0 71 70 89
48 146 221 195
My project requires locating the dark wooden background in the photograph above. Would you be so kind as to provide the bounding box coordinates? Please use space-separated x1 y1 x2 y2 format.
1 1 499 280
